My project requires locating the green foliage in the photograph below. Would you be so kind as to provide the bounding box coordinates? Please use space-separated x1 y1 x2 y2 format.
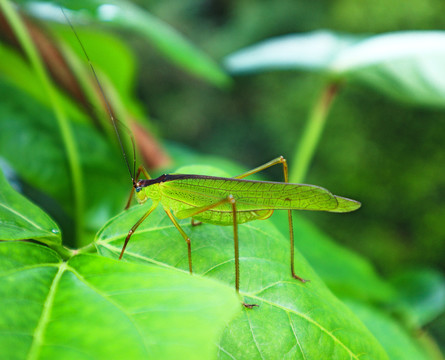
0 0 444 359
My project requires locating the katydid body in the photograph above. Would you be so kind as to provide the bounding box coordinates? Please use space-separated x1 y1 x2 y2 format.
136 174 358 224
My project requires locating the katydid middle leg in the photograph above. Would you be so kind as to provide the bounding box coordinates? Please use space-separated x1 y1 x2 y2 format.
183 195 258 308
164 208 193 274
191 219 202 226
234 156 308 283
164 198 234 278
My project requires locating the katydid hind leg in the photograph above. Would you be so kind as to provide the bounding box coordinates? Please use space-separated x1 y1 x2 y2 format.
281 161 309 282
234 156 308 282
233 156 287 180
288 211 308 283
228 196 258 308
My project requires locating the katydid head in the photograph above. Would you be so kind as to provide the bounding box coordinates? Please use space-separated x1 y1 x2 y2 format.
134 179 148 204
133 176 163 204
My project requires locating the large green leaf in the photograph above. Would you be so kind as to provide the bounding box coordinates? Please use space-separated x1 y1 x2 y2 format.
344 300 433 360
18 0 230 87
224 31 360 73
225 31 445 107
0 168 60 245
96 205 388 359
0 241 241 360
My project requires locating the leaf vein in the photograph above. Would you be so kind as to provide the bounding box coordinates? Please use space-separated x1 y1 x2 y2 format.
216 343 237 360
247 295 360 360
287 311 306 360
0 263 60 277
245 309 265 360
0 202 47 233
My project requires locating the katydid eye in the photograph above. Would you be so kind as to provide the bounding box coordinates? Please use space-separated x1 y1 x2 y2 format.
136 187 142 193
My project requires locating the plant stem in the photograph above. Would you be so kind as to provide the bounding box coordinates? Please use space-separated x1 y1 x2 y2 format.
1 1 85 245
290 81 340 183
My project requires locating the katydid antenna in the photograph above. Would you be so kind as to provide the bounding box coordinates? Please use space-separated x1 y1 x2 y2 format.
61 8 137 185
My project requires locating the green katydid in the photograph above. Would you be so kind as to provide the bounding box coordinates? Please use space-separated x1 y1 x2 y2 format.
120 159 360 308
64 10 360 308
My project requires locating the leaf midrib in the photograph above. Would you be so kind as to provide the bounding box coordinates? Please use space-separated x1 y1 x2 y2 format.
27 262 67 360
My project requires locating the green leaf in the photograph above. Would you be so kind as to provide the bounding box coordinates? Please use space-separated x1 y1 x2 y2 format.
272 211 395 303
390 269 445 327
0 167 60 245
344 300 432 360
96 205 388 359
333 31 445 107
19 0 230 87
225 31 445 107
0 241 241 360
